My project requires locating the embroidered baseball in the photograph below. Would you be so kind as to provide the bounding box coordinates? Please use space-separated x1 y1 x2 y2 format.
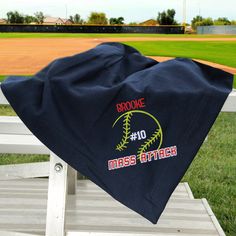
109 98 178 170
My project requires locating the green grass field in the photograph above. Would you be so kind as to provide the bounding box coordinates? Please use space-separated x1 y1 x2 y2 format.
124 41 236 68
182 113 236 236
0 36 235 235
0 32 236 38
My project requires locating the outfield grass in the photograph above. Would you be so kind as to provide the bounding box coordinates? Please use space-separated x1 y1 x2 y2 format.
0 32 236 38
124 41 236 68
0 76 5 81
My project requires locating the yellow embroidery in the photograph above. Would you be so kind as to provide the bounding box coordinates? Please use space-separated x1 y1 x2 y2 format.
113 110 163 158
115 112 133 151
137 128 162 161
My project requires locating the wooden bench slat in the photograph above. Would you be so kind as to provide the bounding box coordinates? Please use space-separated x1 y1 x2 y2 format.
0 197 207 211
0 134 49 154
0 215 215 229
0 179 192 197
0 231 39 236
0 162 49 180
0 205 208 216
0 85 9 105
221 90 236 112
0 225 218 236
0 116 31 134
0 208 208 218
0 190 189 199
0 178 224 235
67 231 219 236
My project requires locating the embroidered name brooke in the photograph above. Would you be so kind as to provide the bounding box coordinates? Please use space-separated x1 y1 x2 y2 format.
108 146 177 170
116 98 145 113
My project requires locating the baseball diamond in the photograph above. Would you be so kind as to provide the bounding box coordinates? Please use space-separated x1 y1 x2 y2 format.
0 31 235 235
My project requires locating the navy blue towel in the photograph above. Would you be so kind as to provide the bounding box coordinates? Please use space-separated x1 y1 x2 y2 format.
1 42 233 223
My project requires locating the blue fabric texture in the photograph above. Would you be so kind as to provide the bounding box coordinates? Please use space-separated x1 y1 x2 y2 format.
1 42 233 223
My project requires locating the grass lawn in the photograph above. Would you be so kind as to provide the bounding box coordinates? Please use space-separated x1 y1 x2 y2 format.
182 112 236 236
123 41 236 68
0 153 49 165
0 76 6 81
0 32 236 38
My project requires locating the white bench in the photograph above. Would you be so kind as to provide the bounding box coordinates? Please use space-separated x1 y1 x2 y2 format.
0 84 77 236
0 139 76 236
1 84 235 236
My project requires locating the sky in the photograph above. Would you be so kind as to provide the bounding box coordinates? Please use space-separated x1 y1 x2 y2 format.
0 0 235 24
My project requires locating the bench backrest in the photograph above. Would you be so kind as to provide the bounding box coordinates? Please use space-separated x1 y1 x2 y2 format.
0 86 9 105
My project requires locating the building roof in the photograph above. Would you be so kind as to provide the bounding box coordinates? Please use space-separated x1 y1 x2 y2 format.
43 17 64 24
139 19 158 26
61 18 72 23
43 17 73 24
0 19 7 24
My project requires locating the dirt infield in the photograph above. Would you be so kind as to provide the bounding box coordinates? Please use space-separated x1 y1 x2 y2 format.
0 37 235 75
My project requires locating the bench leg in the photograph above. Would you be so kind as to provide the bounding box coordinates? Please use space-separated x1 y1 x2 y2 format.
46 152 68 236
67 165 77 195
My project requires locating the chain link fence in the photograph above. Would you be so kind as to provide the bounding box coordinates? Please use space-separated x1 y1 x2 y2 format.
197 25 236 34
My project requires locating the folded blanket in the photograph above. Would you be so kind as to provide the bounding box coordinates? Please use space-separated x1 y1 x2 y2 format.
1 42 233 223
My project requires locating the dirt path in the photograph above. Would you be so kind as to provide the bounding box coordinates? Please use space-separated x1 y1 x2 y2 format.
0 37 235 75
149 56 236 74
92 37 236 42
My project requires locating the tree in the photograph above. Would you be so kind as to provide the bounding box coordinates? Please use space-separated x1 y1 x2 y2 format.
231 20 236 25
24 15 36 24
109 18 115 24
87 12 108 25
6 11 24 24
191 16 214 29
34 12 45 24
69 14 84 24
214 17 231 25
157 9 177 25
195 18 214 27
128 22 138 26
109 17 124 25
191 15 203 29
